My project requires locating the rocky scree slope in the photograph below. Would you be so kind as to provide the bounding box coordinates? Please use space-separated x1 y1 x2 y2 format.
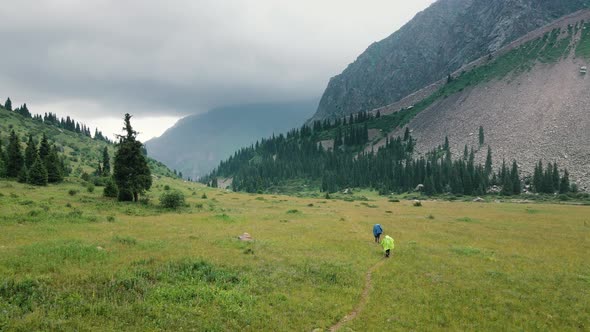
375 13 590 191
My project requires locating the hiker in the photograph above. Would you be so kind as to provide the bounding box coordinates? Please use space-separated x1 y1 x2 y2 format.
373 224 383 243
381 235 394 258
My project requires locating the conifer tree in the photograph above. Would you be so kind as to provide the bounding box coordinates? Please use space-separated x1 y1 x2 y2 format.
45 145 63 183
511 160 521 195
6 130 24 177
479 126 485 146
102 147 110 175
484 146 493 176
463 145 469 160
103 178 119 198
18 165 28 183
24 135 37 169
552 163 560 193
404 127 411 141
113 114 152 202
559 169 570 194
28 155 48 186
5 97 12 111
95 162 103 177
38 134 51 161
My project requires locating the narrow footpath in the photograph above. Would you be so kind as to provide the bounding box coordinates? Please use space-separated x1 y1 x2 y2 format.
329 258 386 331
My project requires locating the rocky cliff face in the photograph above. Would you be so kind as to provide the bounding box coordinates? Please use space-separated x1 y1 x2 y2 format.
311 0 588 121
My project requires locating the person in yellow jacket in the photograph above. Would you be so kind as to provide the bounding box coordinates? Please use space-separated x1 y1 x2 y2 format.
381 235 394 258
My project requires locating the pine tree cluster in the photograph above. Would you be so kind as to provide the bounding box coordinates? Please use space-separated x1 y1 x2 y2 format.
0 130 66 185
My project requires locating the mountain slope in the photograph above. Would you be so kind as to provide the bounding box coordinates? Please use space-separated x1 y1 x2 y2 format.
311 0 589 121
145 100 317 179
382 21 590 191
0 107 175 178
206 11 590 193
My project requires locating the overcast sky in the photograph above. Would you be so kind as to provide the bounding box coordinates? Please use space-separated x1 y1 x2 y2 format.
0 0 435 140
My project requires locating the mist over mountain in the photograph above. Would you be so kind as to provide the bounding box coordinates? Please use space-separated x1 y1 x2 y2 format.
145 100 318 179
311 0 589 121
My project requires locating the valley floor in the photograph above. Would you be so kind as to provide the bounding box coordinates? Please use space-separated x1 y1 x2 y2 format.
0 178 589 331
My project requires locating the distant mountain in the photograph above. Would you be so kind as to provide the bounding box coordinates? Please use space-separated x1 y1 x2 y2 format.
311 0 589 121
145 100 318 179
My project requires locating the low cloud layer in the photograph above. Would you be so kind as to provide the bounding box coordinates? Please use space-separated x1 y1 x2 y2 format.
0 0 434 139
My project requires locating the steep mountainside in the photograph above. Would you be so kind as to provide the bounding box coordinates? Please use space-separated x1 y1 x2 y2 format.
206 11 590 193
145 100 317 179
311 0 589 121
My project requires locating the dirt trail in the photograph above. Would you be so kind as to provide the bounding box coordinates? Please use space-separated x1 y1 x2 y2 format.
329 258 386 331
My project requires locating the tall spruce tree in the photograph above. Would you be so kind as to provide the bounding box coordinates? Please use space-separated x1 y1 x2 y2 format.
38 134 51 161
6 130 24 177
552 163 560 193
484 146 493 176
113 114 152 202
404 127 411 141
28 155 48 186
5 97 12 111
102 147 111 175
511 160 521 195
45 145 63 183
24 134 37 169
559 169 570 194
478 126 485 146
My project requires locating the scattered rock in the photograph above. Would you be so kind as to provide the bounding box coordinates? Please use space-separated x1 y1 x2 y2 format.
473 197 485 202
96 246 104 251
238 233 254 241
415 184 425 192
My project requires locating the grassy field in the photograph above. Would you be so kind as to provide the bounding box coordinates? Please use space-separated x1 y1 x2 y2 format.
1 177 589 331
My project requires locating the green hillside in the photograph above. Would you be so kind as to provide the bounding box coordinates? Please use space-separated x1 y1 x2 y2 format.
0 106 175 179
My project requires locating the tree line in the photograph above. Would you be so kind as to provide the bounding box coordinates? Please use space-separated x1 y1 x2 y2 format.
2 97 111 143
204 122 576 196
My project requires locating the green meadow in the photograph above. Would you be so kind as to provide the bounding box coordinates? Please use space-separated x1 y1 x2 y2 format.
1 178 589 331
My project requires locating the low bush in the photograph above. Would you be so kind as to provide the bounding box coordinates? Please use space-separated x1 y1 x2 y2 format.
160 190 186 209
103 179 118 198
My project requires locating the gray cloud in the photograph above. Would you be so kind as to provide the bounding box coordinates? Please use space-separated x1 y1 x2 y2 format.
0 0 435 119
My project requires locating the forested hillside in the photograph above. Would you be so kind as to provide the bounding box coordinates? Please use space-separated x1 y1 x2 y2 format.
0 100 175 180
204 112 574 197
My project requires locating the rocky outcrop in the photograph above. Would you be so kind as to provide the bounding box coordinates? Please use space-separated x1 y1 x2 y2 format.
310 0 589 121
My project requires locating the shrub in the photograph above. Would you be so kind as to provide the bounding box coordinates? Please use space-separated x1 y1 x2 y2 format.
87 184 95 193
202 193 208 199
80 172 91 182
68 189 78 196
103 179 119 198
164 185 170 191
106 215 116 222
160 190 186 209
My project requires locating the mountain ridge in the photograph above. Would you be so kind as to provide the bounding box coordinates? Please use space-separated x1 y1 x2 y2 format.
145 100 318 179
311 0 590 121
